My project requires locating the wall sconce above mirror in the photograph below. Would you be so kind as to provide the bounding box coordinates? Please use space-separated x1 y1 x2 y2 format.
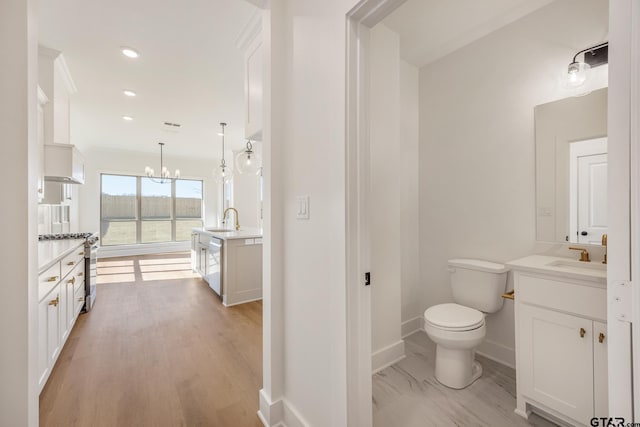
566 42 608 88
535 88 607 244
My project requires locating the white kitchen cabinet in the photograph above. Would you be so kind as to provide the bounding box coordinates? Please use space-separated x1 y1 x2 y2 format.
37 87 49 202
512 268 608 426
191 229 263 306
243 33 262 140
37 241 85 393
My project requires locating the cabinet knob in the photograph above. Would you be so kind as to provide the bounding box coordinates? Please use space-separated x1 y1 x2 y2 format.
78 272 83 277
598 332 605 343
68 276 76 285
67 261 75 266
579 327 586 338
77 297 84 302
48 296 59 307
47 276 59 282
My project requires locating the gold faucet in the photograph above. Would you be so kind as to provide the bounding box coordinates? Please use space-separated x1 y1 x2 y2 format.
223 207 240 230
601 234 607 264
568 247 590 262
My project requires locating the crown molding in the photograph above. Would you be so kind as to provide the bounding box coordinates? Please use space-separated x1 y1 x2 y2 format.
235 10 262 51
53 53 78 95
37 85 49 104
38 45 61 59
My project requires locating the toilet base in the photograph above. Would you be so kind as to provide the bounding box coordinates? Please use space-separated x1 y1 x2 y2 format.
434 346 483 389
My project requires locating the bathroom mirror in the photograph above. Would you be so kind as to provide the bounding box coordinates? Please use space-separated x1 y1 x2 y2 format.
535 88 608 244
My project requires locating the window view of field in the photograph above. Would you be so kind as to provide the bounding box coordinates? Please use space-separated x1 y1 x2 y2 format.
101 175 203 246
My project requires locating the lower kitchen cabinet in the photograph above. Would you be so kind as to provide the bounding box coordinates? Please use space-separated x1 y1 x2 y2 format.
38 287 61 390
37 244 85 393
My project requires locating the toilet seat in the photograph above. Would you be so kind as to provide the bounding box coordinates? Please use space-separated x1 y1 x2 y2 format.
424 303 484 331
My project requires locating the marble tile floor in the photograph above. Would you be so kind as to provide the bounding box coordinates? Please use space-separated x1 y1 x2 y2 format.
373 332 558 427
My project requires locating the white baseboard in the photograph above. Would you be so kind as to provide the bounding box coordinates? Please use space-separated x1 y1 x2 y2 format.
476 339 515 369
258 389 308 427
98 242 190 258
372 339 405 374
401 316 424 338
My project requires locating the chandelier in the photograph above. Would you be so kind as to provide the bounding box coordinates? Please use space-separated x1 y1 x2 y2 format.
144 142 180 183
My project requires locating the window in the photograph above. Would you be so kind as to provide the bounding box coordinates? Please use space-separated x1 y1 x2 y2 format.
101 174 203 246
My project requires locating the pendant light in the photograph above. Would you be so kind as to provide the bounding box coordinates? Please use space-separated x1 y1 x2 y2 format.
144 142 180 183
213 122 233 183
235 140 261 175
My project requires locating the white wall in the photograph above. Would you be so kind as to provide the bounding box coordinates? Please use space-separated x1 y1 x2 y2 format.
78 147 220 238
399 59 421 330
369 24 403 370
418 0 609 367
0 0 39 424
263 0 359 425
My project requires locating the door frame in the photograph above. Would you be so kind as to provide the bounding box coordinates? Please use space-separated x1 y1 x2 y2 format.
345 0 640 424
345 1 407 425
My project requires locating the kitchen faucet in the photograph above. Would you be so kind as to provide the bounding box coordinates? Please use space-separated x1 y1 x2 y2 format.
223 207 240 230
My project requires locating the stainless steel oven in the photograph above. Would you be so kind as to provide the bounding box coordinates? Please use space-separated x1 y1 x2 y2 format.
83 233 99 311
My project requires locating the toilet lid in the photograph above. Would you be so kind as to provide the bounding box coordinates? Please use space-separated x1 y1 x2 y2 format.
424 303 484 331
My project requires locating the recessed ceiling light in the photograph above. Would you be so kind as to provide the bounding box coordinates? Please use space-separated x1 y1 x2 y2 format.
121 47 139 58
123 90 137 97
122 116 133 121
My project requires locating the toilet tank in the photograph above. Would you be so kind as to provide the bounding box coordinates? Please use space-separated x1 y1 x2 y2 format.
448 259 509 313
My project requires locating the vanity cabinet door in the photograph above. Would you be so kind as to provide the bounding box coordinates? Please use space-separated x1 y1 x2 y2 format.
520 304 593 424
593 321 608 417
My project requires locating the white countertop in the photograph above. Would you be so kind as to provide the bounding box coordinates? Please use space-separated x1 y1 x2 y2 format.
506 254 606 285
39 239 85 273
193 227 263 241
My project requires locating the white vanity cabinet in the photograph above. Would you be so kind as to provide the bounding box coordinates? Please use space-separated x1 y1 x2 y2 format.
512 264 608 426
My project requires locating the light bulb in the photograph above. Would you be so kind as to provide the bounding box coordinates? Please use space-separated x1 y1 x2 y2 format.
566 62 590 88
175 169 180 179
213 163 233 183
235 142 261 175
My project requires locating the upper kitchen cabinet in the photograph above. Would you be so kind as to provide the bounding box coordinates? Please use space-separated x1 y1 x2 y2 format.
39 47 84 185
238 13 263 141
38 47 77 146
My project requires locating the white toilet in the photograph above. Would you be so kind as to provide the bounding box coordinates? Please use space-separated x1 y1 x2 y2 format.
423 259 508 389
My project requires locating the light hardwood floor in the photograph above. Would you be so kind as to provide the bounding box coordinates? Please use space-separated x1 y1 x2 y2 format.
40 252 263 427
373 332 558 427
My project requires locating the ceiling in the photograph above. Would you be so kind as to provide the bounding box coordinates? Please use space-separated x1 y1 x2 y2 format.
38 0 258 158
382 0 556 67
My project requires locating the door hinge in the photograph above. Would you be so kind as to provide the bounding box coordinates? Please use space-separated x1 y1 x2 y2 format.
364 272 371 286
610 280 632 322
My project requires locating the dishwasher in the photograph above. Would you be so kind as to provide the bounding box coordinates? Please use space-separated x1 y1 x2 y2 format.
206 237 223 296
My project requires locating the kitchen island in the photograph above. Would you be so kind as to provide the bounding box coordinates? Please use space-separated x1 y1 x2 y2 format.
191 227 263 306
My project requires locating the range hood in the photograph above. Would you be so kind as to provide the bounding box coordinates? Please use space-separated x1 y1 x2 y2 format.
44 143 85 184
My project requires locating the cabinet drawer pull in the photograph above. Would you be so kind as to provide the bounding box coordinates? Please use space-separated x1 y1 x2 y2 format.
599 332 605 343
78 251 84 255
78 272 84 276
77 297 84 302
47 276 59 282
48 296 59 307
579 327 586 338
68 276 76 285
67 261 75 266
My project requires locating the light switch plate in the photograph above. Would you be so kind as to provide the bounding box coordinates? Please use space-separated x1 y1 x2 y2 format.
296 196 310 220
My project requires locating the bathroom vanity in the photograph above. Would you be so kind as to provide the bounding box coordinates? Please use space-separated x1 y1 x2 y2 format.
507 255 607 426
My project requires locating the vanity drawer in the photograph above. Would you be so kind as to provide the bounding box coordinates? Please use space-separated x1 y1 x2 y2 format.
518 274 606 321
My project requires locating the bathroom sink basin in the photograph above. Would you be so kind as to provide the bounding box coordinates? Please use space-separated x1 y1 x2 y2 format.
546 259 606 271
